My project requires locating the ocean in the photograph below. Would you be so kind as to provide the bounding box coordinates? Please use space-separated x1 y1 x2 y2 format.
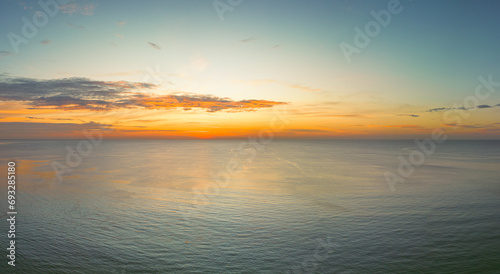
1 140 499 273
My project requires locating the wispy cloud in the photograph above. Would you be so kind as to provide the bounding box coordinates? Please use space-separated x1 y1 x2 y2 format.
236 79 321 92
288 83 320 92
384 125 423 128
270 44 283 50
115 34 124 39
427 103 500 112
17 1 34 10
147 42 162 50
65 22 85 30
0 121 109 138
116 21 126 27
398 114 419 118
427 107 449 112
241 37 257 43
60 3 96 15
287 104 374 119
286 129 331 133
365 124 425 130
0 51 14 58
51 118 84 122
441 123 482 129
40 39 52 45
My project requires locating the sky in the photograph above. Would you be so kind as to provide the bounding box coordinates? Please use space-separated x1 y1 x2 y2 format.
0 0 499 139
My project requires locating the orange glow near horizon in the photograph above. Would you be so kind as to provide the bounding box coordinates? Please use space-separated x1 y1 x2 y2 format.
1 78 499 139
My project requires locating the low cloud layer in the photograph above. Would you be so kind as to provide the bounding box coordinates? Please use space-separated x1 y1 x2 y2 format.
0 75 286 112
0 121 108 138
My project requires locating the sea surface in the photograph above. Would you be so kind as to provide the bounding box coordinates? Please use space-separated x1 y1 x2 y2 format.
0 140 499 273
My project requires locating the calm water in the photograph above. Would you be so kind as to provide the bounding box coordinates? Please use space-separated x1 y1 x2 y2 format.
0 140 499 273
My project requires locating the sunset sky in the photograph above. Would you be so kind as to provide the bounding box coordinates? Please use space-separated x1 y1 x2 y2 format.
1 0 499 139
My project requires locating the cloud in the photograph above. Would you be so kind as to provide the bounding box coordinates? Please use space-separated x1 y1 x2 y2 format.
65 22 85 30
51 118 84 122
270 44 283 50
383 125 423 128
441 123 483 129
0 76 154 102
0 122 109 138
286 129 331 133
0 51 14 59
115 34 124 39
31 95 115 111
116 21 126 27
40 39 51 45
397 114 419 118
0 75 286 112
0 51 14 56
288 108 372 119
426 103 500 112
237 79 321 92
147 42 162 50
241 37 257 43
121 94 286 113
289 83 320 92
60 3 96 15
80 4 96 15
427 107 450 112
17 1 34 10
60 4 79 14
